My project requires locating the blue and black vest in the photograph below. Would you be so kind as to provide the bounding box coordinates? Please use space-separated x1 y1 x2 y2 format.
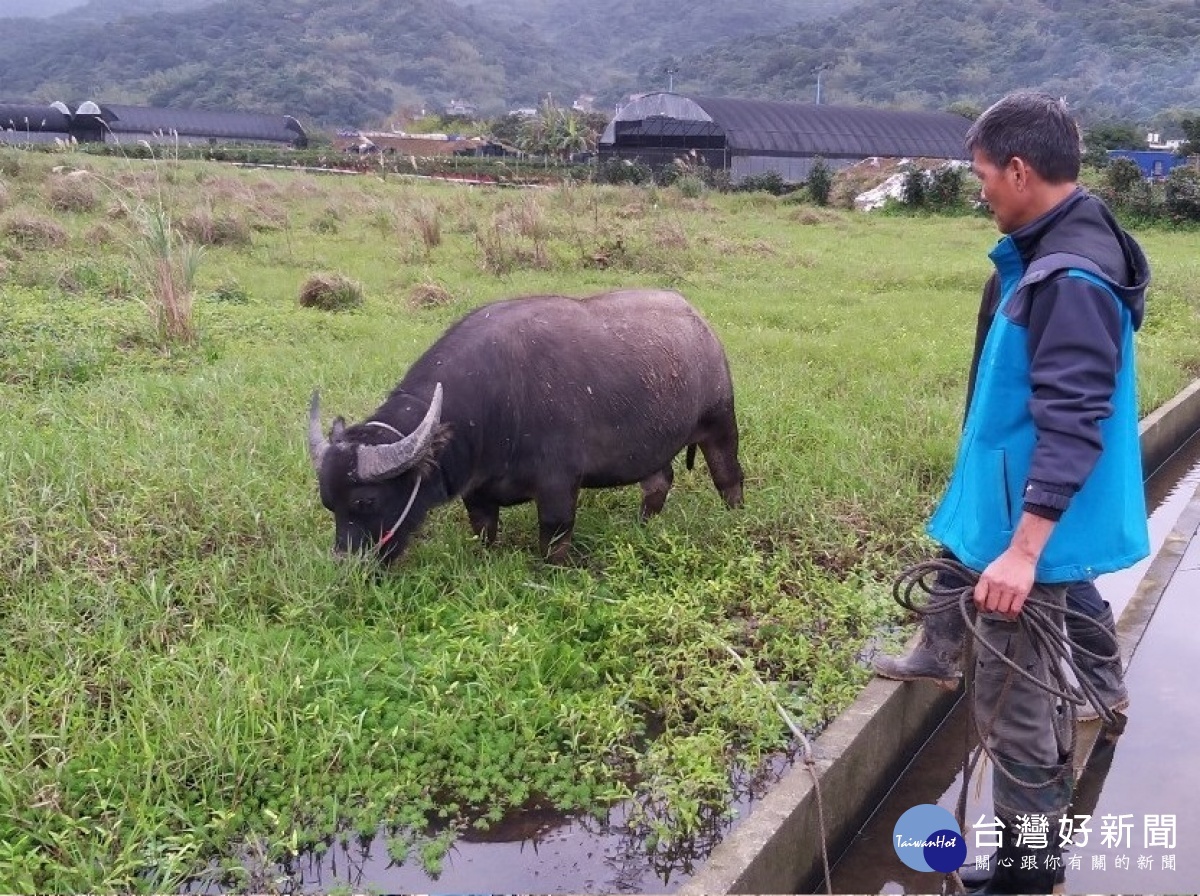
927 237 1149 582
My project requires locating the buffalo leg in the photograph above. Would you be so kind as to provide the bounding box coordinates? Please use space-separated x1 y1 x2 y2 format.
639 463 674 520
699 413 745 508
463 495 500 545
535 484 579 564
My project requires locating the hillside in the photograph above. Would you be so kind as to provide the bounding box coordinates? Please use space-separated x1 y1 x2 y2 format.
463 0 860 100
683 0 1200 123
0 0 571 124
0 0 1197 128
0 0 857 126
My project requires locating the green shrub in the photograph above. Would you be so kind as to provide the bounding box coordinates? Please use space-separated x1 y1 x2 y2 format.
1105 157 1144 196
806 157 833 206
207 278 251 304
593 157 651 186
901 167 927 206
926 165 966 210
653 164 680 187
676 174 705 199
1163 166 1200 222
738 170 787 195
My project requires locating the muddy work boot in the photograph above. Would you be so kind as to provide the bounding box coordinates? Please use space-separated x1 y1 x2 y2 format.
959 848 1066 891
964 826 1063 895
1066 603 1130 723
872 608 966 689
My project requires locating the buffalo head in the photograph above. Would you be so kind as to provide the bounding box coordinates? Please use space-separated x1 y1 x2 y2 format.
307 383 445 563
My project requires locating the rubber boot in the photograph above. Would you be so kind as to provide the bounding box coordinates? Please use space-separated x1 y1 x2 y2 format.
966 816 1062 894
959 848 1066 889
872 608 965 689
1066 603 1129 723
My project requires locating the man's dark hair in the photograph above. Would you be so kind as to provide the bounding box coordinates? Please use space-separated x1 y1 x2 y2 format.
965 91 1081 183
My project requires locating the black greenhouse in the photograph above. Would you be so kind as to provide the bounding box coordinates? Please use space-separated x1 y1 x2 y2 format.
0 100 307 148
599 93 972 183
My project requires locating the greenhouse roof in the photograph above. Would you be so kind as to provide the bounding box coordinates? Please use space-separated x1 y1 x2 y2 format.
602 93 972 160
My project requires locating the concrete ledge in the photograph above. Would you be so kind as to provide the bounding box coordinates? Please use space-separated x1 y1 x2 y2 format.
1139 378 1200 476
681 377 1200 896
680 680 957 894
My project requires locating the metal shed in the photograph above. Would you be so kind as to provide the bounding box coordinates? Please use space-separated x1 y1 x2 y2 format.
599 92 972 183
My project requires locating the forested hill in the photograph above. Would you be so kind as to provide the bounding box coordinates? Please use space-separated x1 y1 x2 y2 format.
0 0 571 125
465 0 859 100
683 0 1200 123
0 0 856 124
0 0 1197 128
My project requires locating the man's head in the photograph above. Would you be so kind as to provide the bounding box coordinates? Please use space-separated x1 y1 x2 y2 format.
966 91 1081 233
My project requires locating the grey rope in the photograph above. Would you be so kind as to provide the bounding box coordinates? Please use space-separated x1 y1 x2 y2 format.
891 557 1123 894
722 643 834 895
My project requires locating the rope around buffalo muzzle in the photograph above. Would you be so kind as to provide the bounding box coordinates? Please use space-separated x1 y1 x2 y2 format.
890 557 1125 893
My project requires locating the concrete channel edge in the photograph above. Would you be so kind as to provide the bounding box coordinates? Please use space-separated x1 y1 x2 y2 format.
679 376 1200 896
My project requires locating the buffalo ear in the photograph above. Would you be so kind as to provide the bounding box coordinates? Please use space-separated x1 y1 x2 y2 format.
331 417 346 440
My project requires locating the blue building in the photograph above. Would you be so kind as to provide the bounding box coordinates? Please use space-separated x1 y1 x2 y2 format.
1106 149 1187 179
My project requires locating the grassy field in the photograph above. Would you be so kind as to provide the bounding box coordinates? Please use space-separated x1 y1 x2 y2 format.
2 147 1198 892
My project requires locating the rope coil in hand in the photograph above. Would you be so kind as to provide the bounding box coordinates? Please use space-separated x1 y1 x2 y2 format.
892 557 1125 894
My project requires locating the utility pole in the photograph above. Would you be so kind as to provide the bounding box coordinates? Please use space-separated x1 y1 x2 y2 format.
665 67 678 93
813 63 831 105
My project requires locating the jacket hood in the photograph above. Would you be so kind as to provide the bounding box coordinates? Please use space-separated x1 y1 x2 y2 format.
1011 188 1149 328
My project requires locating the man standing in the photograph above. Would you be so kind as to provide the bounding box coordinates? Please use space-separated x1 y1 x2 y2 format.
872 268 1132 725
919 91 1151 893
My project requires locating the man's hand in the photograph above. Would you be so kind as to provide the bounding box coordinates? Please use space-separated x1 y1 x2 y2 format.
974 512 1056 618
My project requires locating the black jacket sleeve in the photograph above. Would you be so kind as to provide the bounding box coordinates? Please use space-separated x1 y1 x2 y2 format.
1022 274 1124 520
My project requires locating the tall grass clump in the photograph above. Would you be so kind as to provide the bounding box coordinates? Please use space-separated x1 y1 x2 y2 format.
128 205 204 344
2 209 67 249
45 171 100 212
412 200 442 253
299 271 364 311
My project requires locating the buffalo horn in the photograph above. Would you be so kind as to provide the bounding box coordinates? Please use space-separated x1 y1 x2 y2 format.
308 391 329 472
356 383 444 482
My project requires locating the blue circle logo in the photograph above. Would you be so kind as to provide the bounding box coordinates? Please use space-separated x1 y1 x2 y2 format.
893 804 966 873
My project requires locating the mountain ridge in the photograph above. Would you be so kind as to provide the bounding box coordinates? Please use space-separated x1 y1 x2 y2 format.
1 0 1195 128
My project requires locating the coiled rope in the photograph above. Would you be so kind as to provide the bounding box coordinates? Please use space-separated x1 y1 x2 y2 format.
891 557 1125 894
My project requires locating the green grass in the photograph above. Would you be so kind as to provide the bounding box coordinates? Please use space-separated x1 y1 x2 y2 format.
2 147 1198 892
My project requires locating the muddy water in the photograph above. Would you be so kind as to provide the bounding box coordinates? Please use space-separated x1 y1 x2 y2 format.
825 433 1200 895
188 754 797 894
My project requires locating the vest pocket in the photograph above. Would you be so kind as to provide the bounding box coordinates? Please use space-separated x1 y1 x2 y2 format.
998 448 1014 532
967 448 1014 542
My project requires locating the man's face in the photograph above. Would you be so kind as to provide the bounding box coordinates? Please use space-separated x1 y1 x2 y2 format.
972 147 1027 234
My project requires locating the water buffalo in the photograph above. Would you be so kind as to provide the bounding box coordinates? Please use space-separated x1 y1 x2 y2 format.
307 288 744 564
